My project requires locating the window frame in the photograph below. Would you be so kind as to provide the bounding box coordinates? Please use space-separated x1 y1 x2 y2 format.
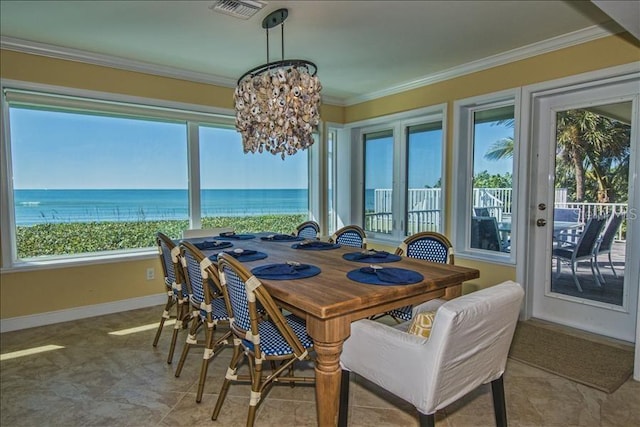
0 79 319 270
347 104 447 245
452 89 520 264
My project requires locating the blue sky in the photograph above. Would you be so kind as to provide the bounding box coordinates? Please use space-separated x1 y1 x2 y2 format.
10 108 308 189
10 107 511 190
365 122 513 189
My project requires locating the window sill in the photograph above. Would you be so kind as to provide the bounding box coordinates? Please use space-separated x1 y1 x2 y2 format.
1 248 158 273
455 250 515 266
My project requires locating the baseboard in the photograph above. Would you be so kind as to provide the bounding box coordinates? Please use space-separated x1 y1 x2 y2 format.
0 294 166 333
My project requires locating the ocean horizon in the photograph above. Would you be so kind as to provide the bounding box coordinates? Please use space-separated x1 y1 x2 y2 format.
14 189 310 226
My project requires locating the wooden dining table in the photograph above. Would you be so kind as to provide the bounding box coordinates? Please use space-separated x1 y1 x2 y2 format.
197 233 480 427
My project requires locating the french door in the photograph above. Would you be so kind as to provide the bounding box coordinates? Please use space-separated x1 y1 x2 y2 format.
527 73 639 343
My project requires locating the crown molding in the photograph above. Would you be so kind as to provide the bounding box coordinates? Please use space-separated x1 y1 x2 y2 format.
342 23 619 106
0 22 619 108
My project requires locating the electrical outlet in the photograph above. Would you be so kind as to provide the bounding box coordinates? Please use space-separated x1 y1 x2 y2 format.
146 267 155 281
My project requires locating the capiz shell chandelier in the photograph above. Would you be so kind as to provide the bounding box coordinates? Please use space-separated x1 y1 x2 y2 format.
235 8 321 159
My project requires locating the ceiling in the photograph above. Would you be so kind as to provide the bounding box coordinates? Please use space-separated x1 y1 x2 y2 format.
0 1 632 105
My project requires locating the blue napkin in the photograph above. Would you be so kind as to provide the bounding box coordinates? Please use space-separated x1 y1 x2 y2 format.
360 267 417 284
352 250 390 260
223 249 257 258
255 263 310 276
260 234 302 241
194 240 229 250
293 241 339 249
218 232 255 240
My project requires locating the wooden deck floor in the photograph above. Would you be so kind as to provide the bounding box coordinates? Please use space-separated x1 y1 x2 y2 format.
551 242 626 305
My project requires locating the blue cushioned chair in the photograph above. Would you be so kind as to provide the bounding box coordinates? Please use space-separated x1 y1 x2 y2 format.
212 253 315 427
295 220 320 239
329 225 367 249
174 241 231 403
153 232 190 364
383 232 454 322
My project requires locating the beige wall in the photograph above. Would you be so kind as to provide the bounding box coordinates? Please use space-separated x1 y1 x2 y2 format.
1 33 638 320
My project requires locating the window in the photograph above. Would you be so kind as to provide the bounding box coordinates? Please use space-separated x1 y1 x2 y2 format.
363 129 394 235
199 125 308 231
406 122 443 235
453 91 518 263
351 106 446 243
1 85 312 265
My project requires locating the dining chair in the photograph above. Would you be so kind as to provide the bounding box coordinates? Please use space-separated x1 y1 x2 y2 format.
382 232 455 322
295 220 320 239
153 232 190 364
174 241 231 403
552 215 607 292
339 281 524 427
593 212 625 283
470 216 504 252
329 225 367 249
212 253 316 427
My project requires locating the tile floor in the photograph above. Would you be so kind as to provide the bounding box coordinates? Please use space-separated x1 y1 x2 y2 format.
1 306 638 427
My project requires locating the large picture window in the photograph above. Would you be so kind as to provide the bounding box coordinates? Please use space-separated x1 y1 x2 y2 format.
1 86 312 265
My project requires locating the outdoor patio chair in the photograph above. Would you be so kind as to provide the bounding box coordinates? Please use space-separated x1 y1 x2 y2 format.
295 220 320 239
339 281 524 427
471 216 504 252
174 241 231 403
381 232 455 322
153 232 190 364
212 253 315 427
552 215 607 292
554 207 581 245
473 207 491 217
329 225 367 249
594 212 625 283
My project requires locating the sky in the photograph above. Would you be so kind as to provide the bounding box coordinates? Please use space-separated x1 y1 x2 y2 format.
364 122 513 189
10 108 308 189
10 106 511 190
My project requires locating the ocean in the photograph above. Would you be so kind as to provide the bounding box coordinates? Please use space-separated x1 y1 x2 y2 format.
14 189 309 226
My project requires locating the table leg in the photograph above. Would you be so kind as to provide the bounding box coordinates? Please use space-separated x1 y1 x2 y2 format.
307 317 350 427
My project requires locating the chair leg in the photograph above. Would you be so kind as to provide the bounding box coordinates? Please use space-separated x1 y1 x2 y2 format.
594 254 606 285
167 301 186 364
338 370 350 427
608 252 618 278
195 324 215 403
589 258 601 287
418 413 435 427
491 376 507 427
212 342 243 420
175 314 200 377
153 294 174 347
570 262 583 292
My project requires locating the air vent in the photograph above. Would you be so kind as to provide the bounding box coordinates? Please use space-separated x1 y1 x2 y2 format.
210 0 266 19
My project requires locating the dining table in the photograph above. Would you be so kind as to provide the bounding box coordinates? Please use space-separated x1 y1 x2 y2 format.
188 232 480 427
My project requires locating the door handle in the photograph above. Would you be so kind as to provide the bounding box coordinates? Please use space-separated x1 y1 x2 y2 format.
536 218 547 227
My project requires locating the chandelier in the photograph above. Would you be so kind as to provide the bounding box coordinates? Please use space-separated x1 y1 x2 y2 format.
234 8 321 159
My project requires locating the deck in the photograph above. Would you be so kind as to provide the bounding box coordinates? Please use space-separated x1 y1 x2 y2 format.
551 242 626 306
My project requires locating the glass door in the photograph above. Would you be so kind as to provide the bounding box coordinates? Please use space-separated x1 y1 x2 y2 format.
528 77 639 343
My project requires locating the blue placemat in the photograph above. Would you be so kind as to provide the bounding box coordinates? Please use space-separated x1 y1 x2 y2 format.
216 233 256 240
251 263 321 280
292 241 341 250
209 249 268 262
343 250 402 263
260 234 305 242
347 266 423 286
193 240 233 250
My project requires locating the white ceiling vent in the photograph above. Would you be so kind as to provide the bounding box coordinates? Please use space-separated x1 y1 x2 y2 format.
210 0 266 20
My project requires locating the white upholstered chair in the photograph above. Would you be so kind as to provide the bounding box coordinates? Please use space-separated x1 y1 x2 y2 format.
339 281 524 427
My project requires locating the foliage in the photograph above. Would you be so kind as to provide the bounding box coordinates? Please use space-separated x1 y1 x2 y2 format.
16 214 306 258
472 170 512 188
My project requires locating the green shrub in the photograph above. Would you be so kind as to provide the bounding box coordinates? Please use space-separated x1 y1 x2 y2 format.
16 214 306 258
